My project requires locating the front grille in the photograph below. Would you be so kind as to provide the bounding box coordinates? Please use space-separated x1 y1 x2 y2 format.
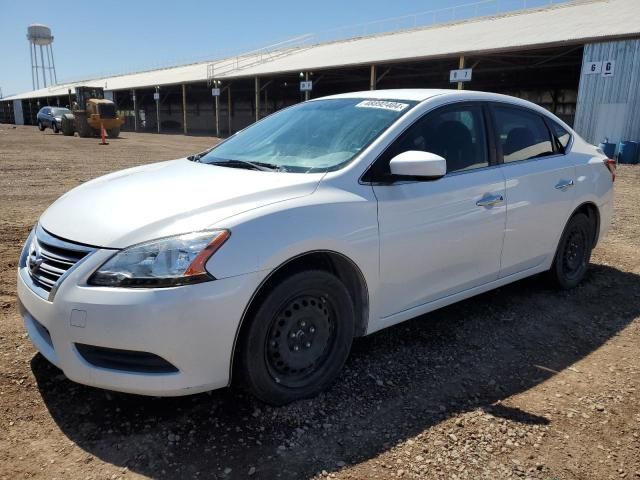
27 226 94 295
98 103 116 119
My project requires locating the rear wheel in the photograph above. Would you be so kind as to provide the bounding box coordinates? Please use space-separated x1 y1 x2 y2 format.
107 127 120 138
549 213 593 289
238 270 355 405
61 115 75 136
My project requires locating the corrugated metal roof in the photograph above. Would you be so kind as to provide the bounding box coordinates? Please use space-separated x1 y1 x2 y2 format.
3 0 639 101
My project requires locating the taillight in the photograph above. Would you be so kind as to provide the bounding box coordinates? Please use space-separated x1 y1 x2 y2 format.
604 158 616 182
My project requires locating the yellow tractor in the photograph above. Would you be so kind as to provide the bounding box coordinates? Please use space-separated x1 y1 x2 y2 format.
61 86 124 138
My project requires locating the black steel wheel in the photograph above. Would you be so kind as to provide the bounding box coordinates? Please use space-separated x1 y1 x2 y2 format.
550 213 593 289
238 270 355 405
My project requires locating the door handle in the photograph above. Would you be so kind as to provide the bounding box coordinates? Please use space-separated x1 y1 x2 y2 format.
476 194 504 207
555 180 575 191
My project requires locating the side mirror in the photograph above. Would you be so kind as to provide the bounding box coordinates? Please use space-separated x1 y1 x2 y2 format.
389 151 447 179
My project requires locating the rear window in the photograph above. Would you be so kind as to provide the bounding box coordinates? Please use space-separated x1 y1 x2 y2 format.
493 106 554 163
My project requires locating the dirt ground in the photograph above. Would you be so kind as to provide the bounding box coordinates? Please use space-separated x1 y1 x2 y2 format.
0 124 638 480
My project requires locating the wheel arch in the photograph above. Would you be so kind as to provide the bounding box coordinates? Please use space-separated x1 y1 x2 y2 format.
229 250 369 384
570 201 600 248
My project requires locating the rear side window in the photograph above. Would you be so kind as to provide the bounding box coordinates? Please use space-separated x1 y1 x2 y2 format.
492 106 554 163
550 121 571 153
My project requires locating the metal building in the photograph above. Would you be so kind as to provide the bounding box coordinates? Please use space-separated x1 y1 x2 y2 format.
1 0 639 146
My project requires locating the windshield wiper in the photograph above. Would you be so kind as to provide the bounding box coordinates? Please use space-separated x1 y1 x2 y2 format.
209 159 282 172
188 148 214 163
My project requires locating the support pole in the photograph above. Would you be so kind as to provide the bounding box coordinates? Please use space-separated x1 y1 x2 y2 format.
29 43 35 90
254 77 260 122
457 55 465 90
155 86 160 134
182 84 187 135
39 45 47 88
132 89 138 132
227 85 232 136
215 90 220 138
264 87 268 117
370 65 377 90
48 44 58 84
304 72 310 101
45 45 53 85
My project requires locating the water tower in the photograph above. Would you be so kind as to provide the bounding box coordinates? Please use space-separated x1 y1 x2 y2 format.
27 24 57 89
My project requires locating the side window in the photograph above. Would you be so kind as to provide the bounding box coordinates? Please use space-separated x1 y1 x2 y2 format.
493 106 554 163
550 121 571 153
378 104 489 175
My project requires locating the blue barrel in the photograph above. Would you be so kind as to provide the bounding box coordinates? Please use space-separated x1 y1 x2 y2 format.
617 141 640 164
598 141 617 159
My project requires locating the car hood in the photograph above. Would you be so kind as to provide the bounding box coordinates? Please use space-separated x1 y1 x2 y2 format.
39 158 324 248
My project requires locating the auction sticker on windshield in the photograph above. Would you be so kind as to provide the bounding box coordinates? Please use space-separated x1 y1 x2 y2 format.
355 100 410 112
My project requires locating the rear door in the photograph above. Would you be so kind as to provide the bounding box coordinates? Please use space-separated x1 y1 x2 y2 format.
41 108 50 126
490 103 577 277
370 102 506 318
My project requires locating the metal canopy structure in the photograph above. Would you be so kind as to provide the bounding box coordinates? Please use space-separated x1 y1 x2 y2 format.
2 0 638 101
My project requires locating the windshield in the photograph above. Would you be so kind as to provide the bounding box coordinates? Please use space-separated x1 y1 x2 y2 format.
51 108 70 116
198 98 417 172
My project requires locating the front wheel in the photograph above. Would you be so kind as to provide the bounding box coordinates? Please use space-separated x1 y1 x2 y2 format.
107 127 120 138
549 213 594 289
238 270 355 405
52 122 60 133
38 121 45 131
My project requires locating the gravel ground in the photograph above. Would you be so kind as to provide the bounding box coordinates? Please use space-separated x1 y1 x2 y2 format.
0 124 639 480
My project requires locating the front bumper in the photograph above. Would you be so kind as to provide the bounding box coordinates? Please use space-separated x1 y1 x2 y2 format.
17 247 264 396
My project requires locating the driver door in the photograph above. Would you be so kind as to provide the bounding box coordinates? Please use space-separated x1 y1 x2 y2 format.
369 102 506 320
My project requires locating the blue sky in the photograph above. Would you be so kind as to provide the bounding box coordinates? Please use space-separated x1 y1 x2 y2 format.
0 0 565 97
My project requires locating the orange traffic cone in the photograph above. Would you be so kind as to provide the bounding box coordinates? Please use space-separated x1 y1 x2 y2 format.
100 122 108 145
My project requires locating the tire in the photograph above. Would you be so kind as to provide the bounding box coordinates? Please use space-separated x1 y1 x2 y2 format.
75 112 92 138
238 270 355 405
107 127 120 138
61 115 75 136
52 122 60 134
37 121 45 131
549 213 594 289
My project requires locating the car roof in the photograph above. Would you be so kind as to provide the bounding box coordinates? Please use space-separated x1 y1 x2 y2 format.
321 89 452 102
318 88 570 128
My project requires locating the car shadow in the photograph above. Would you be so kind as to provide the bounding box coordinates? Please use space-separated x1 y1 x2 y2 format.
31 263 640 479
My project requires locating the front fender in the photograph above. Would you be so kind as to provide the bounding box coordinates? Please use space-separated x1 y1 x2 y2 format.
206 182 380 314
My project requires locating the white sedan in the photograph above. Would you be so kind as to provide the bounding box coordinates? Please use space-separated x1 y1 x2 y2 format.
17 89 615 404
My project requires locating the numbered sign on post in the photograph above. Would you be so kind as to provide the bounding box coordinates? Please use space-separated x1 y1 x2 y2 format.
300 81 313 92
449 68 472 83
153 92 160 101
211 88 221 97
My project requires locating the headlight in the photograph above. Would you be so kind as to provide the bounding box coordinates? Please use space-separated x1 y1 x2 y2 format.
88 230 230 288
